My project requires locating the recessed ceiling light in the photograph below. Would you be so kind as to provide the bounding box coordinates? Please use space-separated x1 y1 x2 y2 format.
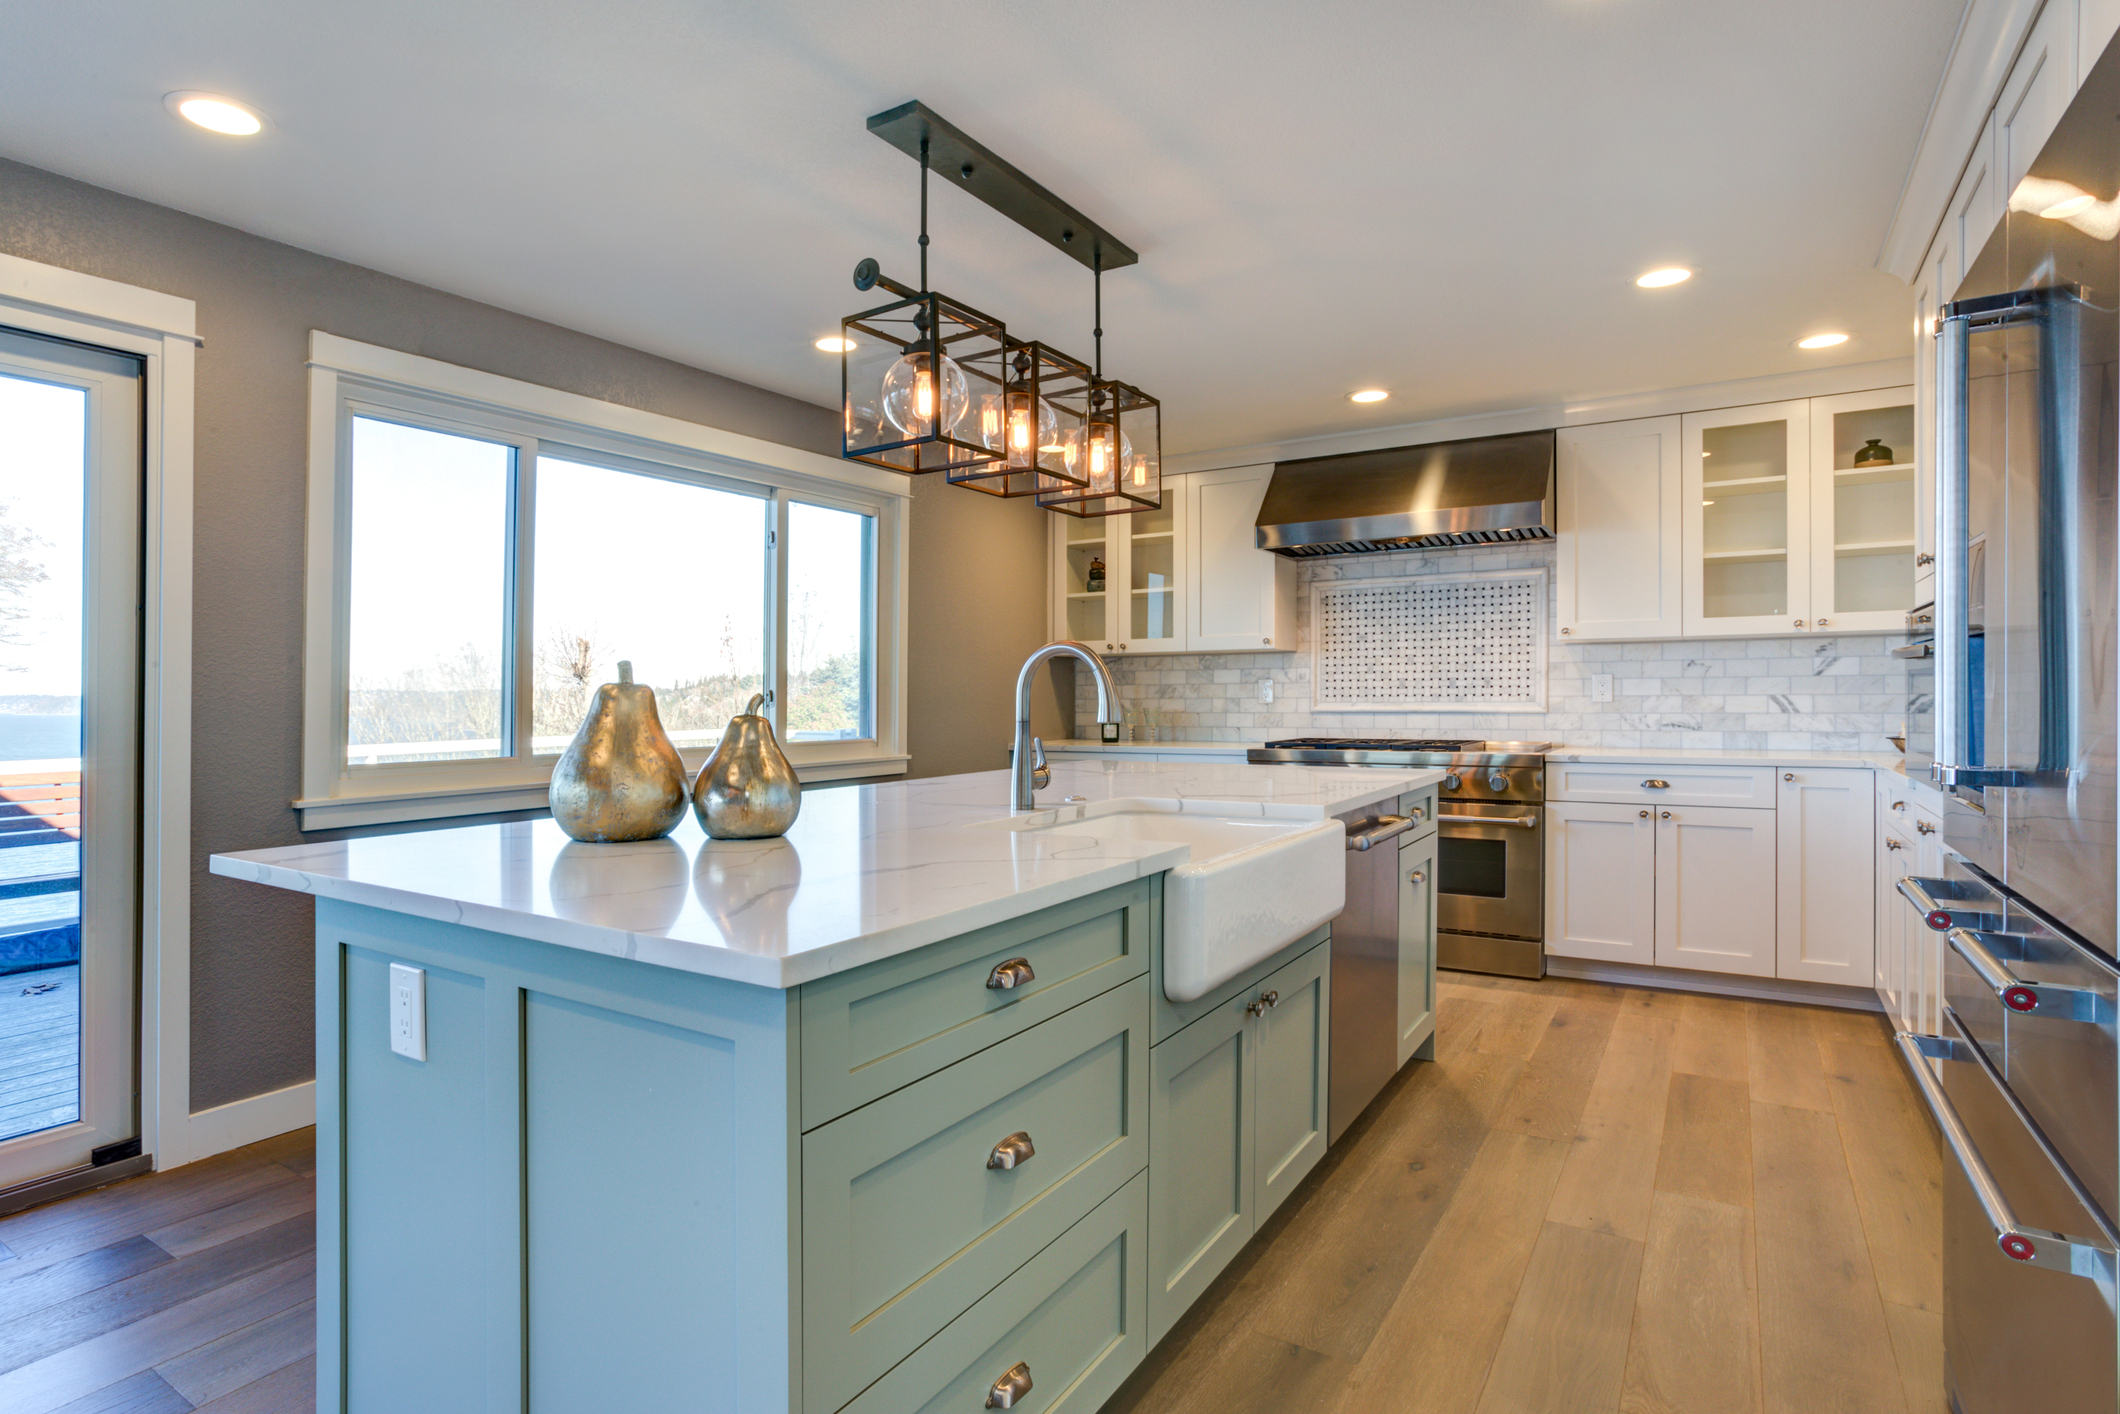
814 336 855 353
1636 267 1692 288
1796 332 1849 349
1349 389 1389 403
164 91 265 136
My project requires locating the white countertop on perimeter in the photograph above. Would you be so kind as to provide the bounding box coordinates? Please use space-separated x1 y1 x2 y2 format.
211 760 1439 990
1049 738 1910 772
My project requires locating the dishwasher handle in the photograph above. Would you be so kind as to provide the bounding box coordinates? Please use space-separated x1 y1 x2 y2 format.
1948 929 2110 1022
1346 815 1414 851
1894 1031 2113 1277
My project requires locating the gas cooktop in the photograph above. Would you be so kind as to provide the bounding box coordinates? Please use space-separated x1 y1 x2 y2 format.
1247 738 1553 768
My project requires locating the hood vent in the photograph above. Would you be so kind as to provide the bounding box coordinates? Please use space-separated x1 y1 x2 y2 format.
1254 429 1555 559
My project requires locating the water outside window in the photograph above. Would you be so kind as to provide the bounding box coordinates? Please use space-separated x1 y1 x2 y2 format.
346 417 513 764
0 371 87 1143
532 458 766 754
784 502 873 741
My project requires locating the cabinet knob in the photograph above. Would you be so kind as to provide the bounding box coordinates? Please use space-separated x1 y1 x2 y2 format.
1638 809 1650 819
1887 838 1904 850
986 1131 1036 1170
1817 618 1831 628
1916 820 1937 835
1119 643 1128 651
1106 643 1114 651
986 957 1036 991
1560 627 1573 636
1409 869 1427 885
1784 772 1796 782
1263 637 1272 645
1661 810 1673 820
986 1361 1033 1409
1917 552 1935 567
1892 800 1907 811
1794 619 1807 629
1246 989 1280 1018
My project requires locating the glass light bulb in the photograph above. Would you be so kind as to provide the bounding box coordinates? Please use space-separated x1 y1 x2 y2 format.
1009 397 1059 468
880 350 969 436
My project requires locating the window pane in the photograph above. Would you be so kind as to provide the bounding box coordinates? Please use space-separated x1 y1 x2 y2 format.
532 458 765 754
786 501 873 742
347 418 512 764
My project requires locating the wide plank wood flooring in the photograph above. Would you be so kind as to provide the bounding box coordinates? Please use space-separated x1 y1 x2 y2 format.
1105 973 1945 1414
0 976 1943 1414
0 1127 316 1414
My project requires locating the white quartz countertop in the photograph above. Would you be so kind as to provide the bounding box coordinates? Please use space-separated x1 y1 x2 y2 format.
212 760 1440 990
1050 738 1908 771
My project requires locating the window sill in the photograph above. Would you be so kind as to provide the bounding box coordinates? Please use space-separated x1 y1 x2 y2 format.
294 755 911 832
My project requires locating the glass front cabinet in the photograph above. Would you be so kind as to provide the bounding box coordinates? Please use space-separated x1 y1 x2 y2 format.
1679 386 1916 638
1053 478 1188 656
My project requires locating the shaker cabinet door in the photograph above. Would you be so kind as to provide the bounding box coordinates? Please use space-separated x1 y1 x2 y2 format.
1776 768 1877 987
1397 830 1438 1065
1544 801 1657 966
1655 805 1777 977
1189 463 1296 652
1253 944 1329 1225
1146 989 1255 1344
1556 417 1683 640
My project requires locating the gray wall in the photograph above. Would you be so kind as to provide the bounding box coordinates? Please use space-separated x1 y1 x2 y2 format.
0 156 1052 1111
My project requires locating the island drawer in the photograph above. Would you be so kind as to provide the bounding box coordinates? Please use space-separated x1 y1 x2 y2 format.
800 877 1154 1128
839 1171 1148 1414
801 974 1150 1414
1547 761 1778 810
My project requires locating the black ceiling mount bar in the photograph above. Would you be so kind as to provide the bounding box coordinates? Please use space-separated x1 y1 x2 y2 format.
866 101 1139 273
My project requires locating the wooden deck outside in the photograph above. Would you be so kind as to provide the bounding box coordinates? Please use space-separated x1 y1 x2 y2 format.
0 769 83 1147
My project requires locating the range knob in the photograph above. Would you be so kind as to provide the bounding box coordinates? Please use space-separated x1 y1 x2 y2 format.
1486 770 1508 793
1443 772 1463 791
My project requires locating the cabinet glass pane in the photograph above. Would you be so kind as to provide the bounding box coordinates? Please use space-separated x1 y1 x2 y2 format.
1126 503 1176 641
1701 419 1788 619
1064 527 1107 641
1830 404 1916 614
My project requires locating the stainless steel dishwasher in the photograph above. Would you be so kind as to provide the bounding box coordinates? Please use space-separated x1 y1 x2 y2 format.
1330 802 1416 1142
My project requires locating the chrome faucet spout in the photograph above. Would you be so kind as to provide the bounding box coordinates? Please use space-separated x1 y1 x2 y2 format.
1013 641 1119 809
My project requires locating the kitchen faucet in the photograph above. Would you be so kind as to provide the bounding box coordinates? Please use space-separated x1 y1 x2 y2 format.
1013 641 1119 810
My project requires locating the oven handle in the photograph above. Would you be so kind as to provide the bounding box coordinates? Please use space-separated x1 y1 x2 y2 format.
1437 810 1539 829
1894 1030 2114 1278
1345 815 1414 851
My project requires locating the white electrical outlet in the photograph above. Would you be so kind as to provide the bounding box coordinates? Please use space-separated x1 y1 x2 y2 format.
1590 673 1614 704
389 962 427 1062
1258 680 1274 705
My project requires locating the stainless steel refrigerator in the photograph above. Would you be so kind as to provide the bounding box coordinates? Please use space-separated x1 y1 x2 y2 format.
1902 35 2120 1414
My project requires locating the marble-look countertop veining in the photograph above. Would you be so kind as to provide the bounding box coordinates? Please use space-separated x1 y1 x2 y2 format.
212 760 1439 990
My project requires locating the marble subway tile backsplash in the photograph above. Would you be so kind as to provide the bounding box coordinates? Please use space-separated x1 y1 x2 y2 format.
1074 543 1911 753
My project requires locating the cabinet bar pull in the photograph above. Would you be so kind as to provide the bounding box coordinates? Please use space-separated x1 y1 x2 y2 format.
986 957 1036 991
1346 815 1414 850
986 1361 1033 1408
986 1131 1036 1170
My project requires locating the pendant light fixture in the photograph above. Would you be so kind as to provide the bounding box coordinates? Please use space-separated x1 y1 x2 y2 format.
840 102 1160 514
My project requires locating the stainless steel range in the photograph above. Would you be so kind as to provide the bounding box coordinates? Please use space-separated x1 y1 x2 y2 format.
1249 739 1552 979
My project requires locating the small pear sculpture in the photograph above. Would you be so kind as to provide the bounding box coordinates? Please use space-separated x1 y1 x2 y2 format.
692 692 802 839
548 661 689 843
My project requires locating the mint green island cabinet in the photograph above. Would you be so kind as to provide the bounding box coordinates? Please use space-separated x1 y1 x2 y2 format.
213 759 1441 1414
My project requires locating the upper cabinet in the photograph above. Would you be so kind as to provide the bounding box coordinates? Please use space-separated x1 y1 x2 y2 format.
1555 417 1682 641
1051 464 1294 656
1558 385 1916 642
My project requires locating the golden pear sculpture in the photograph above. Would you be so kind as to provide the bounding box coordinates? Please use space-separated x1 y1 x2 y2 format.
548 661 689 842
693 692 802 839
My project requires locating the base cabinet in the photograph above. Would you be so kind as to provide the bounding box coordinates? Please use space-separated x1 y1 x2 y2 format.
1545 801 1658 965
1147 939 1329 1344
1397 828 1439 1064
1656 805 1778 978
1776 768 1877 986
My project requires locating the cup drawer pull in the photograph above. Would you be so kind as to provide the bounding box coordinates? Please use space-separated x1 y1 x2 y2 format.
986 1131 1036 1170
986 1360 1033 1408
986 957 1036 991
1642 779 1671 789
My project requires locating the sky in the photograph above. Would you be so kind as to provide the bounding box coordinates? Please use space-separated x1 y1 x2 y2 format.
0 371 89 698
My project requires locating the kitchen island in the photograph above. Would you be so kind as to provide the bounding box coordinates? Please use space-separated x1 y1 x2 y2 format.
213 759 1440 1414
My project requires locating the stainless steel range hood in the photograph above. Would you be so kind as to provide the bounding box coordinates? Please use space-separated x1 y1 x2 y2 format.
1254 429 1555 557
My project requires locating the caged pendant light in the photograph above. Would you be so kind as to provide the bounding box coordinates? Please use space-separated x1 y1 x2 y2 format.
840 102 1160 514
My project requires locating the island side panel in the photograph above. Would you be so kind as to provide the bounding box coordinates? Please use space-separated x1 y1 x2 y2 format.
315 898 799 1414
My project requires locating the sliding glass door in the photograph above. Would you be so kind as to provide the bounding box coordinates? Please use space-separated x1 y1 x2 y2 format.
0 327 141 1190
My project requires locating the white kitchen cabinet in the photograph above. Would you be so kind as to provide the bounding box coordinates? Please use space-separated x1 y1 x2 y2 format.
1776 768 1877 987
1186 464 1297 653
1555 417 1682 641
1808 387 1919 635
1951 113 2003 291
1545 801 1658 966
1656 804 1778 978
2086 0 2120 87
1681 400 1812 637
1050 467 1292 656
2000 0 2076 196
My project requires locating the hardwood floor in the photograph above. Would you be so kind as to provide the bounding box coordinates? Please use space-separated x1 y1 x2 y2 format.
1104 973 1945 1414
0 975 1944 1414
0 1127 316 1414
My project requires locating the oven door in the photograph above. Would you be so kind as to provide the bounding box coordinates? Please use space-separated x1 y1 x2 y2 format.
1435 803 1542 942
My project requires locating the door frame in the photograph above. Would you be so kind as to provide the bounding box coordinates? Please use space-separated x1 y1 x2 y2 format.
0 253 204 1170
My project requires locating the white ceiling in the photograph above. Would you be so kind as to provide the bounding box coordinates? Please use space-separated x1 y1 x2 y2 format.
0 0 1962 455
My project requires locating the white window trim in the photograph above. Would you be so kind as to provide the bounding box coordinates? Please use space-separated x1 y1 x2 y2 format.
0 252 209 1170
299 331 911 831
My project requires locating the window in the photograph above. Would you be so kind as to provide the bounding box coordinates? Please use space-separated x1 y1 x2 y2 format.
302 334 908 829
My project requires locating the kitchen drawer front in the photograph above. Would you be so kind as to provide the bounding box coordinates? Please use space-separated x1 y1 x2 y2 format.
1152 923 1329 1044
800 877 1153 1127
1548 761 1777 810
1400 785 1439 840
801 975 1149 1414
842 1171 1148 1414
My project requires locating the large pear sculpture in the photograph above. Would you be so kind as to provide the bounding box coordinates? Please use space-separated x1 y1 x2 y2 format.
549 661 689 842
693 693 802 839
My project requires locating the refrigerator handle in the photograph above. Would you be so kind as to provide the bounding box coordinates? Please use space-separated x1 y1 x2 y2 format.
1931 307 1973 789
1895 1031 2114 1278
1946 928 2110 1022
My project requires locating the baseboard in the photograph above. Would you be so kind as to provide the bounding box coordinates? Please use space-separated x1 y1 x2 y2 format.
180 1080 316 1165
1541 957 1882 1012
